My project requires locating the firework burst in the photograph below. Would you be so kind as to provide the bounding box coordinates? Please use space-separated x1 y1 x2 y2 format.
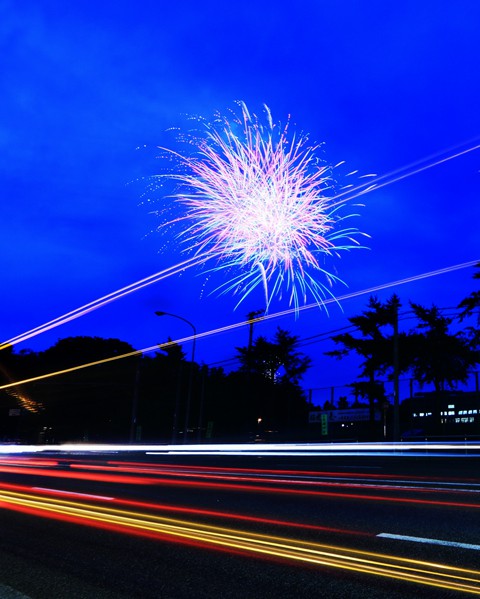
156 102 368 311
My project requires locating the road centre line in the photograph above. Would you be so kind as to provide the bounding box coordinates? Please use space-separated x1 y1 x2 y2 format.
378 533 480 551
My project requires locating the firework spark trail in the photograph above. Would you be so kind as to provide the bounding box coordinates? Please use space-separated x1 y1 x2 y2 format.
1 260 477 391
156 102 367 311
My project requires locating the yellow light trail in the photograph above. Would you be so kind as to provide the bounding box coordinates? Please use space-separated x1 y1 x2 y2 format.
0 260 478 391
2 488 480 595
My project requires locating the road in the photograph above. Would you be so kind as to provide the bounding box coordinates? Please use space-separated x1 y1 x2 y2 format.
0 446 480 598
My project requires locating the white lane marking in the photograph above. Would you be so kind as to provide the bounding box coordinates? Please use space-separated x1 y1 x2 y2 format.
377 533 480 551
32 487 114 501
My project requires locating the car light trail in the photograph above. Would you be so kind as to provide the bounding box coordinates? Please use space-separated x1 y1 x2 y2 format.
5 453 479 488
1 457 479 509
33 487 115 501
0 456 60 467
102 459 480 487
0 481 367 537
69 460 480 494
1 487 480 595
0 463 156 485
2 441 480 456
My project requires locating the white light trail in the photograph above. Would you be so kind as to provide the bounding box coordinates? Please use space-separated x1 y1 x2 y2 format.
1 442 480 457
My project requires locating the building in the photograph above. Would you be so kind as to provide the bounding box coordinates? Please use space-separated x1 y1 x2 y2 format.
400 390 480 439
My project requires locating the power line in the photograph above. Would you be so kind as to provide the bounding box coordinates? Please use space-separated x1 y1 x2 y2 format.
1 260 479 390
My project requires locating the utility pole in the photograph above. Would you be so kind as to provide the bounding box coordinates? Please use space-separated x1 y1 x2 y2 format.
392 298 400 442
246 310 264 434
155 311 196 444
247 310 264 353
129 356 141 443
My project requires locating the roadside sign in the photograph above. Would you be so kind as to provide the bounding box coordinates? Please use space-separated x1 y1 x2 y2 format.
321 413 328 436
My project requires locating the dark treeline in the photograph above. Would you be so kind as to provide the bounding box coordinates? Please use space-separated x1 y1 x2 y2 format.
326 296 479 406
1 264 479 444
0 329 312 444
324 287 480 439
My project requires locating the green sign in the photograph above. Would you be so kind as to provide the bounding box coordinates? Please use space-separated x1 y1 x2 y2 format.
321 413 328 436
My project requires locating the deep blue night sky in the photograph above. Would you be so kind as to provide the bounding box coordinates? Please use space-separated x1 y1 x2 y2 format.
1 1 479 400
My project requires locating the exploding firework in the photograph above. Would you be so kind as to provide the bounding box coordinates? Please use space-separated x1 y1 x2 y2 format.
156 102 368 311
1 104 478 353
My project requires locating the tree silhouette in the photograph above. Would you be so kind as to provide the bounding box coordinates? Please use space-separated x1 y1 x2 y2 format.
458 262 480 324
33 336 138 442
234 328 311 438
326 295 399 432
409 302 479 392
236 328 311 384
457 262 480 357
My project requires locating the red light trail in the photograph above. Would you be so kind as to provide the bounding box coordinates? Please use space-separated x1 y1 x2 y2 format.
1 454 480 594
1 479 480 595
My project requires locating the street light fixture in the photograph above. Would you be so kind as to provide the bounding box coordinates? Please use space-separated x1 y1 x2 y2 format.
155 311 196 443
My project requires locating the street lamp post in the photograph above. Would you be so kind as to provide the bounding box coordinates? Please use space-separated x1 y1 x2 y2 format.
155 311 196 444
129 356 142 443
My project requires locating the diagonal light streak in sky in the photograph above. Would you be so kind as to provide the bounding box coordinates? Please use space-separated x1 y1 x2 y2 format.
0 253 209 351
331 141 480 204
0 259 478 391
0 139 478 353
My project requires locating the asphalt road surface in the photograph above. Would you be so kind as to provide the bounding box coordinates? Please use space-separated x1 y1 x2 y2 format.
0 449 479 598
